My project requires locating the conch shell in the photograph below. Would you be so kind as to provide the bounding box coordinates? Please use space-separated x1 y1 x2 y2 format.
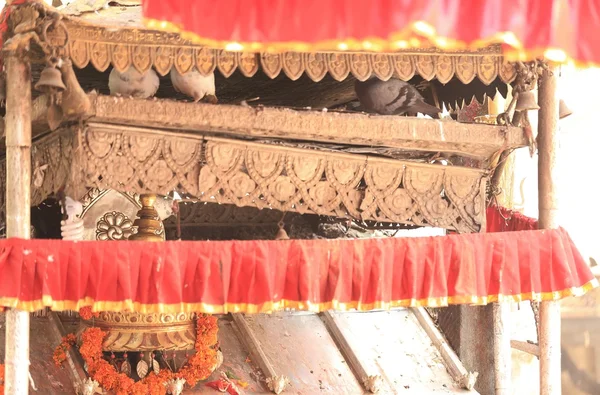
164 378 186 395
78 378 103 395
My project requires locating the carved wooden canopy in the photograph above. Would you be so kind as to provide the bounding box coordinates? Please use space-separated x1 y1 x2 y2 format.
46 4 517 85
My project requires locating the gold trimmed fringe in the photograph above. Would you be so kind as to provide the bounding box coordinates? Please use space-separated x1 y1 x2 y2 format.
0 279 597 314
143 17 595 68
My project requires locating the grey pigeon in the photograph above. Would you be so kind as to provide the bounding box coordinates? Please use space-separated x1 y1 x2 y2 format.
170 67 217 103
354 78 441 117
108 66 159 99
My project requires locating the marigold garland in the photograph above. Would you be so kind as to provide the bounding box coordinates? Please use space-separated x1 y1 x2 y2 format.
78 307 100 320
0 363 5 394
54 314 218 395
53 333 76 366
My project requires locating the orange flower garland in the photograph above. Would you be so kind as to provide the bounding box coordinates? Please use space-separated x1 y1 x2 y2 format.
0 363 5 394
54 314 218 395
53 333 76 366
78 307 100 320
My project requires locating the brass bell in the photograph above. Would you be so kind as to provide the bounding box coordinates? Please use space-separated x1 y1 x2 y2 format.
275 221 290 240
559 99 573 119
60 59 91 118
35 65 66 94
515 91 539 111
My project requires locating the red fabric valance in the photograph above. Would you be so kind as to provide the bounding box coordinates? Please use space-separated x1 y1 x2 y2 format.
0 227 595 314
142 0 600 66
486 205 538 233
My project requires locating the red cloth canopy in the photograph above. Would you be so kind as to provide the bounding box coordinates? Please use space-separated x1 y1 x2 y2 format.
0 220 594 314
142 0 600 66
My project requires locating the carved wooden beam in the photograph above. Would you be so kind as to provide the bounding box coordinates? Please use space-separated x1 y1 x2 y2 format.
0 119 490 232
320 311 382 393
79 93 526 163
410 307 478 391
18 93 527 163
510 340 540 357
231 313 290 394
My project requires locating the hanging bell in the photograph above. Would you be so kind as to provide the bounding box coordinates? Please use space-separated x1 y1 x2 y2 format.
559 99 573 119
35 65 66 94
275 221 289 240
60 59 91 118
515 91 539 111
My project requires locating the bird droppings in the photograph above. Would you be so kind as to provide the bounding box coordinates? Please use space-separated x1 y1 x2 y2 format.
48 255 54 262
23 249 31 255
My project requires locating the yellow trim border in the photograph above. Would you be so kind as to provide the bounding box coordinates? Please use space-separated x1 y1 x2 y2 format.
0 279 597 314
143 18 597 69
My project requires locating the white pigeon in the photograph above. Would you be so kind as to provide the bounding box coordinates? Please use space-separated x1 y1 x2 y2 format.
170 67 217 103
108 66 160 99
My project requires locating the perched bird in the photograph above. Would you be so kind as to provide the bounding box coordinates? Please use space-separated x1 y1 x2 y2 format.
354 77 441 117
108 66 159 99
170 68 218 104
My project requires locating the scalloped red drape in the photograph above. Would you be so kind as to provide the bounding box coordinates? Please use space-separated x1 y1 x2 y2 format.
142 0 600 65
0 205 595 314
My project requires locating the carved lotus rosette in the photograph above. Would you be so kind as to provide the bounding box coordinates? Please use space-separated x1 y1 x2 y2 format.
95 211 134 240
79 312 197 352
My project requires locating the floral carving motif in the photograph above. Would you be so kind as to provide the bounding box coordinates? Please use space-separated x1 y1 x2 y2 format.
96 211 134 241
79 127 487 233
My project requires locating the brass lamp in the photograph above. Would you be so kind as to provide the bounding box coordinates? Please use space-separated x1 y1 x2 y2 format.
128 194 163 242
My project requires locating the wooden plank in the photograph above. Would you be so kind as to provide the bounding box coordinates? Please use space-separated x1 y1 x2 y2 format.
510 340 540 357
194 316 269 393
231 313 290 394
238 313 364 395
320 311 382 393
82 93 527 162
410 307 478 391
0 315 76 394
326 309 470 394
47 312 87 393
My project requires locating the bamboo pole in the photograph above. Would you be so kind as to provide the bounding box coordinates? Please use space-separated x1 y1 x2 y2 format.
487 94 513 395
537 64 561 395
4 54 32 395
493 303 511 395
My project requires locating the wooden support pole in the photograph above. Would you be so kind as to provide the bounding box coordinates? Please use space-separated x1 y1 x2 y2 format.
537 64 561 395
4 54 32 395
493 303 511 395
486 90 513 395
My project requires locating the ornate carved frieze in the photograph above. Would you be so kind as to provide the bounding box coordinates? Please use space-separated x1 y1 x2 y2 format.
77 126 487 232
47 21 517 84
31 132 74 207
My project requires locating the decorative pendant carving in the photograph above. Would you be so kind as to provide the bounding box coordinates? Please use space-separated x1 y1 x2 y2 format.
53 22 516 84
